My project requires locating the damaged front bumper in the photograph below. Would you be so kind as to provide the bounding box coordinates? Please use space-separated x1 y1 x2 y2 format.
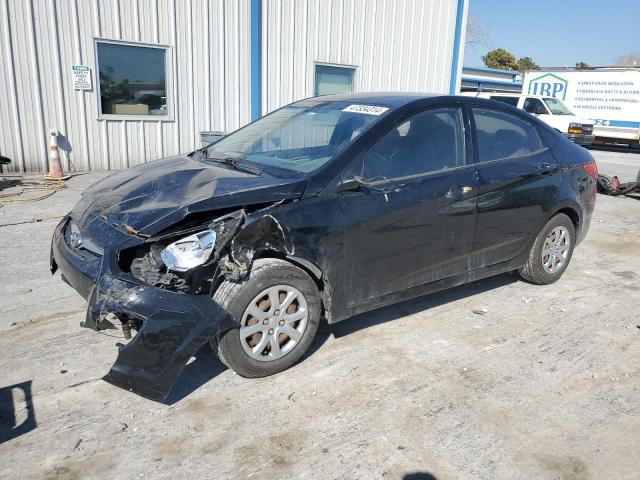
50 218 235 402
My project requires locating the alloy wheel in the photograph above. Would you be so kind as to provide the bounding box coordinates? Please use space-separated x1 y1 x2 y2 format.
239 285 309 361
541 226 571 274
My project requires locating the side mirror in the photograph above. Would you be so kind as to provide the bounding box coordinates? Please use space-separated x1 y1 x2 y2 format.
339 176 368 192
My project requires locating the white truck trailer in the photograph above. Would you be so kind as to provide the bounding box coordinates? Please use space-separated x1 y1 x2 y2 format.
524 68 640 149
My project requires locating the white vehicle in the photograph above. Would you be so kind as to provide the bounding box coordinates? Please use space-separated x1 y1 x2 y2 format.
524 69 640 149
462 92 595 146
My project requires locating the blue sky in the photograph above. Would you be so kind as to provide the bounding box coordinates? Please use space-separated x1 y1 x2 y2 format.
464 0 640 68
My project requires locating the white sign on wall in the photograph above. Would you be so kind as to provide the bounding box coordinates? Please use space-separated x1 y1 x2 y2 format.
71 65 92 90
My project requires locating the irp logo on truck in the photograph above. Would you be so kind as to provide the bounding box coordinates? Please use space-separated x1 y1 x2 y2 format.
527 73 568 99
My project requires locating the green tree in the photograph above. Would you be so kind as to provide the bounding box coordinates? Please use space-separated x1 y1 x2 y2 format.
482 48 518 70
575 61 590 70
517 56 539 72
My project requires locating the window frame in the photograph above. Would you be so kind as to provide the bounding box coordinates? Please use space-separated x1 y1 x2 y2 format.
313 62 357 97
93 37 174 122
468 105 546 165
340 104 471 187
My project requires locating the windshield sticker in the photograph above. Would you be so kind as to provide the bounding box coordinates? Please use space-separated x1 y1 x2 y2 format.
343 104 389 115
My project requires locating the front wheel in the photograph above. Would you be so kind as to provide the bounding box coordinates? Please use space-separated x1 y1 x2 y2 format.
212 258 320 377
519 213 575 285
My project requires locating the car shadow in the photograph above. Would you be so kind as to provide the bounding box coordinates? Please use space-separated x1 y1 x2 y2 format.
0 381 37 445
321 272 517 339
166 329 333 404
164 347 228 405
165 273 516 403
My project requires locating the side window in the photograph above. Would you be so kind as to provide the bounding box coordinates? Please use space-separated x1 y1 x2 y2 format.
490 96 519 107
473 108 542 162
351 108 465 181
523 98 548 115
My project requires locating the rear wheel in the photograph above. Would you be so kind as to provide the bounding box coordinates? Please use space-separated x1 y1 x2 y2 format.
519 213 575 285
212 258 320 377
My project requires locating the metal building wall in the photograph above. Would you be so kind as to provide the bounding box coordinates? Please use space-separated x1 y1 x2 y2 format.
261 0 465 115
0 0 251 173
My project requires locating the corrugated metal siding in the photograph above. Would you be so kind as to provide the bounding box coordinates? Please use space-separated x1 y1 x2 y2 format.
1 0 462 173
0 0 250 173
261 0 460 115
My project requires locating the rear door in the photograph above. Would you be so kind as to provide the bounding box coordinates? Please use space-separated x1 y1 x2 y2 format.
337 105 478 305
469 106 562 268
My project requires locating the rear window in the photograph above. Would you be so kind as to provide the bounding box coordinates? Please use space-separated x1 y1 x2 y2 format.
490 96 519 107
473 108 543 162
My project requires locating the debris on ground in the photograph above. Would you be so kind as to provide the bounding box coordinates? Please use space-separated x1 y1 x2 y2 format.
597 168 640 196
0 177 68 206
473 308 489 315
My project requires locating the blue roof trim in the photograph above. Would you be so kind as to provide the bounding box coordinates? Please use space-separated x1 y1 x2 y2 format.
461 77 523 87
463 65 520 76
250 0 261 121
448 0 466 95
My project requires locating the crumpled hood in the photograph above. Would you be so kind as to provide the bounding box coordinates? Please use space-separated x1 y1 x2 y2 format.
71 154 307 235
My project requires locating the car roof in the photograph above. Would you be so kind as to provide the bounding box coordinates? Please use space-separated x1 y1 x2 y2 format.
293 93 558 130
470 92 555 99
297 92 442 107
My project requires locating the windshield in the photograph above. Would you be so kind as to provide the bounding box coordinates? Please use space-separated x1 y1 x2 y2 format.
206 100 387 174
543 98 573 115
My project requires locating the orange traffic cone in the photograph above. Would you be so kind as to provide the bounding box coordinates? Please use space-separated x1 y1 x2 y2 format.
46 130 69 180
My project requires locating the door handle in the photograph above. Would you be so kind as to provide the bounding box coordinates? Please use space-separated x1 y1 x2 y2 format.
446 185 473 199
539 162 556 174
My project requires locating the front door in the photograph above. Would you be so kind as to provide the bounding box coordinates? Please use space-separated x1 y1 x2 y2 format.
338 105 478 306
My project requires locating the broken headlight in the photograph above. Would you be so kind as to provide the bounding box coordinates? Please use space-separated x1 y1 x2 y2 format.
160 230 216 272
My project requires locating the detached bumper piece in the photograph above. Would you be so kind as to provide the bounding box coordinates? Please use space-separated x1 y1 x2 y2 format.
51 218 235 402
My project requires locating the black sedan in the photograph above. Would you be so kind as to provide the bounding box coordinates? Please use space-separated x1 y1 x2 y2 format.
50 93 598 401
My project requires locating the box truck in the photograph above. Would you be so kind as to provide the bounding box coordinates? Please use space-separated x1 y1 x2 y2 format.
523 68 640 149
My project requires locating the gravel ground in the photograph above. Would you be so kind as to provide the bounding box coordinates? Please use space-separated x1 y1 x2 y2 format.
0 149 639 479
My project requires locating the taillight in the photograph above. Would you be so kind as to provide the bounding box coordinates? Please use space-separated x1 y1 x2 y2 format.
582 162 598 180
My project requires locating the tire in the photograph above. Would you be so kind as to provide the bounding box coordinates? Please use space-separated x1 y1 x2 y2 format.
212 258 320 377
518 213 576 285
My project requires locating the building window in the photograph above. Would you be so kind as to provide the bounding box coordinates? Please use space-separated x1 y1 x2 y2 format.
314 64 355 96
96 40 168 117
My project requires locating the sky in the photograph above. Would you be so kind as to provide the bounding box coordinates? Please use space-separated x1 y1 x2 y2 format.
463 0 640 68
